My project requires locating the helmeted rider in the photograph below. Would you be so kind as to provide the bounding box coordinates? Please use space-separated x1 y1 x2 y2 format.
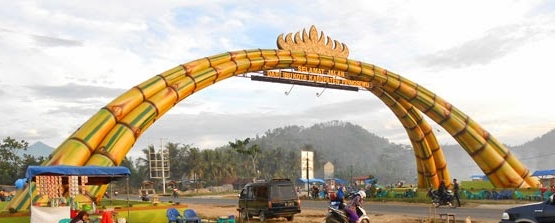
437 180 448 200
344 189 366 223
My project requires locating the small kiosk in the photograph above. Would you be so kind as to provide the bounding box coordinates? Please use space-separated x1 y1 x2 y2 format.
26 165 131 223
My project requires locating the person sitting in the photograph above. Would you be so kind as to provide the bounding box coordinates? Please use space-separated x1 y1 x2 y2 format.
311 185 320 199
344 190 366 223
70 210 90 223
437 179 449 201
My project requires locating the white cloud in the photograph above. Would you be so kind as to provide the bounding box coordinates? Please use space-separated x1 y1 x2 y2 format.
1 0 554 163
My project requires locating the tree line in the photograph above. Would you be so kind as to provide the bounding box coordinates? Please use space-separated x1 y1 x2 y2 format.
1 136 316 191
2 121 418 192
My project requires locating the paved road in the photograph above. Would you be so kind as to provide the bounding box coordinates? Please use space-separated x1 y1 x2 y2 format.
126 194 514 222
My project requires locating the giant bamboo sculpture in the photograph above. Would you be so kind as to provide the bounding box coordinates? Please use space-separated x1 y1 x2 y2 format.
7 25 538 210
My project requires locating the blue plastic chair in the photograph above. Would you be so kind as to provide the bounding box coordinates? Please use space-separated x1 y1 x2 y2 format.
166 207 183 223
183 209 201 223
58 219 72 223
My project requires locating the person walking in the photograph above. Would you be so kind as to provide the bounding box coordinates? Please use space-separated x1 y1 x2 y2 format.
452 178 461 207
172 188 179 200
336 183 345 208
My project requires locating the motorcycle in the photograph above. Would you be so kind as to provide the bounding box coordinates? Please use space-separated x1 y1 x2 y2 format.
427 188 455 208
325 201 370 223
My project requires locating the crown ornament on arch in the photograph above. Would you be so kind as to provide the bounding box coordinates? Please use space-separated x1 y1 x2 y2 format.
277 25 349 58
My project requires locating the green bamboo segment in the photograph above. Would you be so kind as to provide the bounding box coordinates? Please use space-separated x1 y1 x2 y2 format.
86 153 118 167
119 103 158 136
7 182 36 211
46 138 93 165
134 76 168 101
85 185 108 203
69 109 117 150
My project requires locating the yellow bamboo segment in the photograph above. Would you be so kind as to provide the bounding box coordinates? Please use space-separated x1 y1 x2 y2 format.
207 52 234 67
160 66 188 85
93 124 138 165
393 82 449 186
303 53 325 67
104 88 146 121
67 109 117 151
369 87 443 188
145 87 179 118
173 78 197 102
400 86 536 187
212 63 239 81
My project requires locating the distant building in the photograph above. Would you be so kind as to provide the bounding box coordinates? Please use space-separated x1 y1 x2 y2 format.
324 162 334 179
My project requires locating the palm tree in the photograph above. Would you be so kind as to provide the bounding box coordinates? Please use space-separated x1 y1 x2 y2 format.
229 138 260 179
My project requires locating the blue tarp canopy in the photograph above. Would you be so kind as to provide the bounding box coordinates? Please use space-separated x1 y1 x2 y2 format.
532 169 555 177
364 178 378 185
297 178 325 184
325 178 348 185
26 165 130 185
25 165 132 218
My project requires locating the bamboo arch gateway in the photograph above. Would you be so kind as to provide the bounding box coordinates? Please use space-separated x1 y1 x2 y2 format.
7 26 538 210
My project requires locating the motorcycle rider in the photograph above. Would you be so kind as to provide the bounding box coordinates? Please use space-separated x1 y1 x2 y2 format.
344 189 366 223
438 180 447 199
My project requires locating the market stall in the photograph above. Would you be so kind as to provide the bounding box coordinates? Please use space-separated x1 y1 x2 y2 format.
26 165 131 223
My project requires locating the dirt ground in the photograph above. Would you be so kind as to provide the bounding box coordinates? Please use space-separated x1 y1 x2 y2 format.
185 203 493 223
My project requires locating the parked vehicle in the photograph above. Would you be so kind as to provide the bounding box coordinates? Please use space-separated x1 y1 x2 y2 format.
237 179 301 222
427 187 455 208
325 201 370 223
500 193 555 223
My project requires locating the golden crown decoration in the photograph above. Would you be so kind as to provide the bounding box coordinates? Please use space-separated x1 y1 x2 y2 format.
277 25 349 58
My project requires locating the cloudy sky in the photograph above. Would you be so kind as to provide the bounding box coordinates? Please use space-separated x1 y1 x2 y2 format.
1 1 554 160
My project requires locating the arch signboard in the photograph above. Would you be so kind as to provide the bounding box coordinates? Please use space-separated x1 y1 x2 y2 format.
7 25 538 210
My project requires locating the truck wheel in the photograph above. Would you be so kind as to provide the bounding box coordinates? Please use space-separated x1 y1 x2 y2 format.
240 209 249 220
286 215 294 221
258 211 266 222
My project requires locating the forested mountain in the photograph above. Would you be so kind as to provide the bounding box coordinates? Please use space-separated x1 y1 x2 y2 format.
25 121 555 187
511 129 555 171
242 120 416 185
